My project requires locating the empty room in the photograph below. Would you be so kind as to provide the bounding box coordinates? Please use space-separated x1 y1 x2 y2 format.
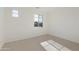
0 7 79 51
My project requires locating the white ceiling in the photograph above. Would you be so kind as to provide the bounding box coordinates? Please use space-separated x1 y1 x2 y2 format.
33 7 56 13
33 7 79 13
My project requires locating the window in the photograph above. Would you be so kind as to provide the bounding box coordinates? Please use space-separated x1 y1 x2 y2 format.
34 14 43 27
12 9 19 17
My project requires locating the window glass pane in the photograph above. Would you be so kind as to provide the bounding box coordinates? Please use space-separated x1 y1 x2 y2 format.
34 14 39 27
34 17 38 22
38 15 43 27
12 10 18 14
39 16 43 23
12 13 19 17
12 9 19 17
34 14 39 22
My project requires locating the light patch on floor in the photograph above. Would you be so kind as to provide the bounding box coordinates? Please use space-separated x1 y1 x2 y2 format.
40 41 59 51
40 40 71 51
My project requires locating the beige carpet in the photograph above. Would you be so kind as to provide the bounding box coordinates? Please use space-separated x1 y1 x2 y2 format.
1 34 79 51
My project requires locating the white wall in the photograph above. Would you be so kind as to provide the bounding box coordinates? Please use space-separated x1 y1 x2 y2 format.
4 7 48 42
47 8 79 43
0 8 4 49
3 7 79 43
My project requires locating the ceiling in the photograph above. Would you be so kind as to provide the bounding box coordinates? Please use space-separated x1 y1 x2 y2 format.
32 7 56 13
